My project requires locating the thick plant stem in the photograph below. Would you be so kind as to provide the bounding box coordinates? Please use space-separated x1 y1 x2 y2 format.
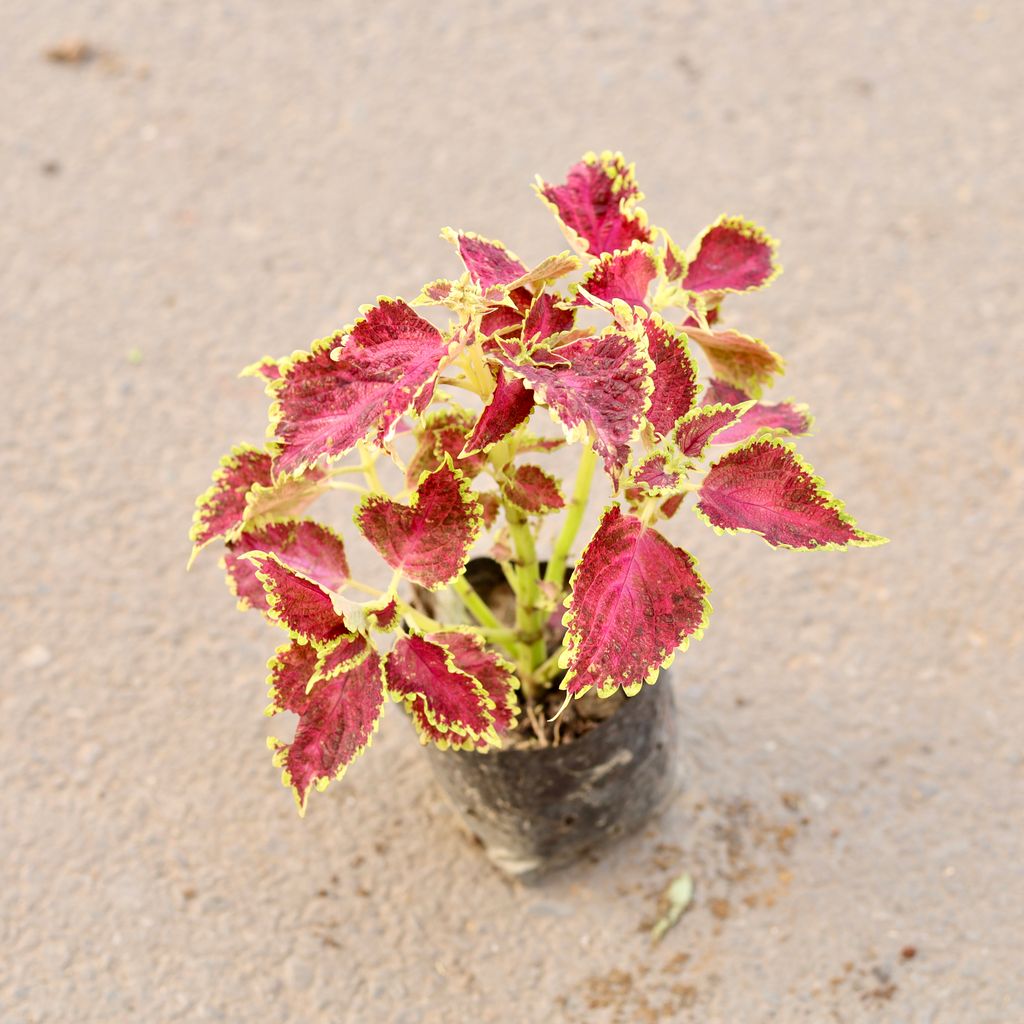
477 627 519 648
534 645 565 684
357 441 383 492
545 443 598 589
399 603 443 633
399 603 514 654
506 505 547 697
451 575 502 631
340 579 384 597
326 481 368 495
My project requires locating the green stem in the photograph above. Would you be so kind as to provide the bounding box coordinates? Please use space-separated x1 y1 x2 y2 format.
545 443 598 588
398 595 515 646
534 645 565 684
506 505 547 690
399 602 442 633
477 627 519 647
326 481 368 495
383 568 404 599
451 576 502 631
357 441 383 492
339 579 384 597
430 580 517 657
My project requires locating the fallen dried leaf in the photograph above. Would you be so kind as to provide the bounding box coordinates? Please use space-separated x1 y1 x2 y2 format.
651 871 694 943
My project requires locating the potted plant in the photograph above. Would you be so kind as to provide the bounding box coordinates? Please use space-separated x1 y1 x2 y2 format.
189 151 884 877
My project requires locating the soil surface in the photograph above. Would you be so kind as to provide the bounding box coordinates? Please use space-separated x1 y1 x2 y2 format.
4 2 1022 1022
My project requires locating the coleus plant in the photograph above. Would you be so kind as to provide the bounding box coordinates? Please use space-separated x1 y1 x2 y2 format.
190 151 884 814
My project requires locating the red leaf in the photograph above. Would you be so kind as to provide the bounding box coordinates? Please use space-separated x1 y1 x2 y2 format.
364 598 401 633
248 552 352 647
427 630 519 739
624 453 689 510
683 216 780 293
701 379 811 445
417 278 455 304
479 289 576 357
521 292 576 346
660 493 686 520
355 458 483 589
496 328 652 485
673 404 744 459
536 151 651 256
696 438 884 549
700 379 749 406
462 367 535 455
644 315 698 437
402 695 460 749
225 520 349 613
264 634 371 715
189 445 272 560
574 241 657 309
241 465 329 534
264 641 320 717
444 229 528 288
502 463 565 514
661 234 688 283
628 453 685 497
562 506 710 697
270 298 447 474
385 634 497 744
240 356 282 383
269 646 385 814
476 491 502 528
311 632 373 683
685 325 784 397
518 433 566 454
479 286 532 340
406 408 488 487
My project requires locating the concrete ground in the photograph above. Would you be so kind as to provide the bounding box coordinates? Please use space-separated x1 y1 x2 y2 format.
3 1 1022 1021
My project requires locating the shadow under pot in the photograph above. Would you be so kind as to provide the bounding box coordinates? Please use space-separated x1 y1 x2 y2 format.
411 557 680 880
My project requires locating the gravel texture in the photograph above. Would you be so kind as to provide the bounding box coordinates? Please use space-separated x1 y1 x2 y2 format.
3 2 1022 1021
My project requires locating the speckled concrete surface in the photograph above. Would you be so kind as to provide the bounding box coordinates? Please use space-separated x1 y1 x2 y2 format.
3 2 1022 1021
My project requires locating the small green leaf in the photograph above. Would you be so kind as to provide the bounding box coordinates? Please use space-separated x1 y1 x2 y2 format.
650 871 694 944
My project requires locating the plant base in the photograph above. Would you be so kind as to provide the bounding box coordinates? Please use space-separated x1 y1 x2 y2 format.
426 679 679 880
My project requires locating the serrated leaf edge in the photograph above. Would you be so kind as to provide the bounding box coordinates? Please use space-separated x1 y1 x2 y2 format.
558 504 712 699
684 325 786 399
353 455 484 591
267 650 386 816
685 214 783 295
266 297 450 475
501 463 567 515
501 322 655 487
568 239 658 308
386 632 501 746
188 443 270 567
672 402 749 459
692 437 888 551
625 448 690 499
244 550 354 649
533 150 650 259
